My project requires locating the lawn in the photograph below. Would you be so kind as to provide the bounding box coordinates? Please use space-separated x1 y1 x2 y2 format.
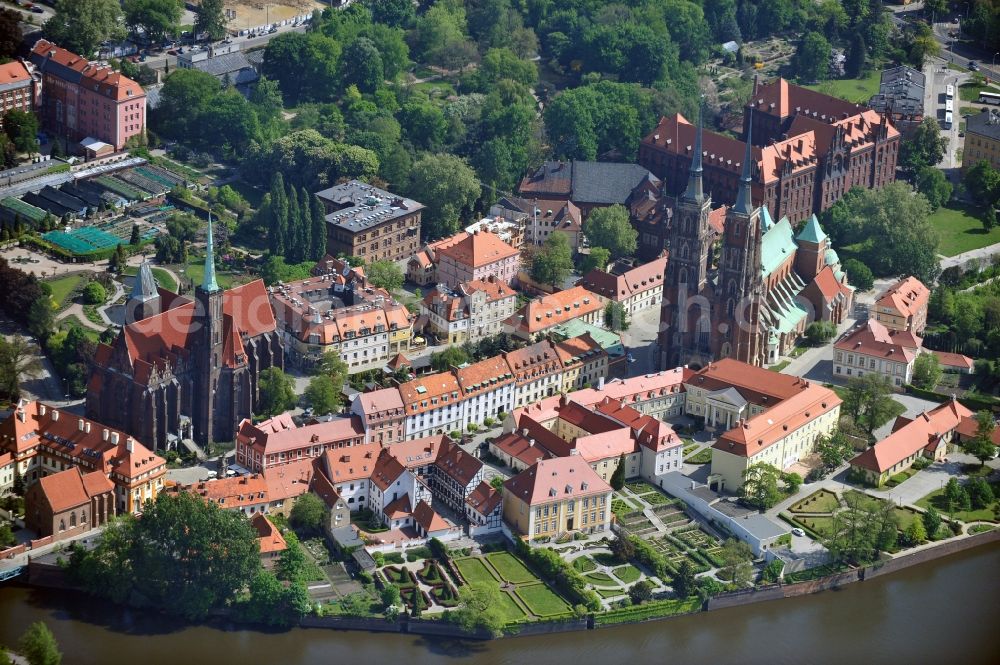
959 79 1000 103
794 515 835 537
804 71 881 103
893 506 921 532
583 571 616 585
686 448 713 464
572 556 596 573
927 203 1000 257
915 487 999 523
769 359 791 373
843 490 886 511
495 590 529 622
123 265 177 292
46 274 86 309
455 557 499 586
595 586 625 599
486 552 536 585
613 565 641 584
514 583 572 617
790 489 841 514
179 256 237 289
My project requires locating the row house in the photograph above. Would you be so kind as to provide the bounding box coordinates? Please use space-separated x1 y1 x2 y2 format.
408 229 520 289
552 333 608 392
873 276 930 335
350 388 405 446
465 481 503 535
399 372 465 441
0 400 166 515
833 320 921 390
577 257 668 316
177 458 314 518
505 286 604 341
505 340 564 409
420 277 517 345
455 356 517 432
235 412 366 473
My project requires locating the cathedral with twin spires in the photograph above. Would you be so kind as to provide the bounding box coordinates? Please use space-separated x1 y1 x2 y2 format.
658 108 854 371
86 219 284 448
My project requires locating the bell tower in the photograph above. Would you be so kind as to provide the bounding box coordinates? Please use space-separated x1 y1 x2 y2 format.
193 214 224 444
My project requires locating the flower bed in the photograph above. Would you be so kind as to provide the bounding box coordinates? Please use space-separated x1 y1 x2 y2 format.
613 565 641 584
417 559 445 586
572 556 597 573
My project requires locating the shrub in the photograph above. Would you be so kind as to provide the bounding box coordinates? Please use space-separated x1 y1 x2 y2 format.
513 539 601 611
82 282 107 305
761 559 784 583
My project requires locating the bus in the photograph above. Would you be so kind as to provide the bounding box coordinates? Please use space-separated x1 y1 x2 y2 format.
946 84 954 99
980 91 1000 105
946 98 954 113
943 111 953 129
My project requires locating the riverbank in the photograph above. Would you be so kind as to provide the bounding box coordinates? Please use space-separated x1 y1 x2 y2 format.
1 542 997 665
19 527 1000 641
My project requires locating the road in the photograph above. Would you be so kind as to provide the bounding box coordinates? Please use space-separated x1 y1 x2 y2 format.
140 22 309 74
889 7 999 82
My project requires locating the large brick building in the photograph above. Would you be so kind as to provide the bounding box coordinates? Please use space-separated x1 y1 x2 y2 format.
0 61 36 122
639 77 899 224
317 181 423 262
30 39 146 152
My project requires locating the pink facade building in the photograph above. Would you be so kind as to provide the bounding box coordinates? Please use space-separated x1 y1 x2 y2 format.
30 39 146 152
434 229 521 288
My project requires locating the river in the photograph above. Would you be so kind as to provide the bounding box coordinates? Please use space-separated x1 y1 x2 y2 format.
0 543 997 665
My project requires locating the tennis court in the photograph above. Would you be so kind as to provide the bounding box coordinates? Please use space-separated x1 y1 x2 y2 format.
44 226 124 255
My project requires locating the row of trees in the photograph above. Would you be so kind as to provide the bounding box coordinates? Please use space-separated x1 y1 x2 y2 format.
254 172 328 263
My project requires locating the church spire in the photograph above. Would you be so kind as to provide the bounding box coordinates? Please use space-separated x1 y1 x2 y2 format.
733 110 754 216
683 99 705 203
202 212 219 293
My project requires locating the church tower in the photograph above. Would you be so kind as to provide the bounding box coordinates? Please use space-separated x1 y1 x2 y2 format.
126 261 160 324
659 102 715 369
715 116 766 366
193 214 224 444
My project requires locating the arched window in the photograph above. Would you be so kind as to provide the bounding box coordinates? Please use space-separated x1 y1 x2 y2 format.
70 512 76 527
678 268 688 285
59 520 65 532
728 298 736 317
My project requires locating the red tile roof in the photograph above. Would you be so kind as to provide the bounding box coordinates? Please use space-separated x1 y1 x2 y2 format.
399 372 461 415
236 414 365 457
876 276 930 320
252 514 288 554
466 481 501 516
32 39 145 101
834 320 921 364
508 286 602 335
491 431 551 466
503 456 611 506
456 355 515 397
851 399 972 473
932 350 974 371
413 499 450 533
37 467 114 514
435 230 518 268
0 61 31 86
685 358 806 406
179 474 269 510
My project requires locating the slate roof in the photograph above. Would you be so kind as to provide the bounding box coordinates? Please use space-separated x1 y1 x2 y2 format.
193 52 258 85
967 109 1000 141
570 161 660 205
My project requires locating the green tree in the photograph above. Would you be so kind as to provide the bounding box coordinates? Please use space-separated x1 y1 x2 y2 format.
804 321 836 345
244 570 309 626
915 167 952 210
943 477 971 514
262 32 341 106
578 247 610 275
405 153 479 240
922 505 941 538
316 350 349 388
911 353 942 390
453 584 506 637
740 463 782 510
609 534 636 563
341 37 384 94
761 559 784 583
0 335 42 400
82 282 107 305
380 583 401 609
310 194 328 261
843 374 899 438
366 0 415 28
257 367 296 416
18 621 61 665
0 8 21 61
582 205 637 260
984 207 998 233
123 0 182 43
963 160 1000 209
966 476 995 509
842 258 874 291
285 184 303 263
305 374 341 416
431 345 470 371
904 516 926 546
792 31 831 82
782 472 802 495
604 301 630 332
719 539 753 587
3 110 40 154
825 490 897 564
628 579 654 604
399 101 447 151
816 430 854 469
905 22 940 68
672 559 696 597
900 119 947 175
490 475 504 491
530 233 574 288
275 532 308 583
609 453 626 490
845 32 866 78
194 0 227 41
44 0 124 57
962 410 997 467
268 172 288 256
366 260 404 292
129 224 141 245
290 493 328 534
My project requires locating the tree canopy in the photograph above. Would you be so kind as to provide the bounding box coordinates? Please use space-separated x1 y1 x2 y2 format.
582 205 637 260
258 367 297 417
405 153 480 240
45 0 124 57
530 233 574 289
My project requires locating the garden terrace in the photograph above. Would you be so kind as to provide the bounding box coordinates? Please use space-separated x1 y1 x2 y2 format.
382 566 417 589
790 489 841 515
453 552 575 622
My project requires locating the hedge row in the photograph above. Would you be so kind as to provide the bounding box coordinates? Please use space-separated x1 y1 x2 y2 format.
628 535 676 579
594 597 702 625
513 540 601 611
904 384 998 412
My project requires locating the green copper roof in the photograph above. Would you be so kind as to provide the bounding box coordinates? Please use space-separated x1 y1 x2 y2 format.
759 206 774 232
796 214 827 244
550 320 624 357
760 216 798 278
824 248 840 266
202 213 220 293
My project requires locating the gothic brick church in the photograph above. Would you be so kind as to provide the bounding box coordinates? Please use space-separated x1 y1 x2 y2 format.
658 109 854 371
87 220 283 448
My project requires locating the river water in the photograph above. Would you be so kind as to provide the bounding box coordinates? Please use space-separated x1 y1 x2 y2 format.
0 543 997 665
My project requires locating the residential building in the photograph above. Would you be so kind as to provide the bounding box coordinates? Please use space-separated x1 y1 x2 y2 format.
578 257 667 315
317 181 423 262
0 61 36 123
30 39 146 152
502 457 612 541
178 474 271 516
520 199 584 251
550 320 627 379
963 109 1000 171
873 276 930 334
253 513 288 569
420 277 517 345
517 161 661 218
0 452 14 497
850 399 971 486
657 108 854 369
489 431 551 471
505 286 604 340
25 467 115 541
455 355 516 430
552 332 608 392
177 43 258 92
235 412 366 473
550 367 690 421
408 234 468 286
504 340 564 409
350 388 406 446
88 221 283 447
465 481 503 535
932 350 975 375
270 273 412 372
833 320 921 389
433 229 521 288
640 77 899 223
399 372 464 440
1 400 166 515
710 382 842 492
868 66 925 138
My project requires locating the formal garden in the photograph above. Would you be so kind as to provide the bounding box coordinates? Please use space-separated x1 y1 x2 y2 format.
453 551 575 623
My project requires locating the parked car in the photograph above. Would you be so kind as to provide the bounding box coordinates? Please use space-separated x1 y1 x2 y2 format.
969 61 980 71
31 6 43 12
792 528 805 537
